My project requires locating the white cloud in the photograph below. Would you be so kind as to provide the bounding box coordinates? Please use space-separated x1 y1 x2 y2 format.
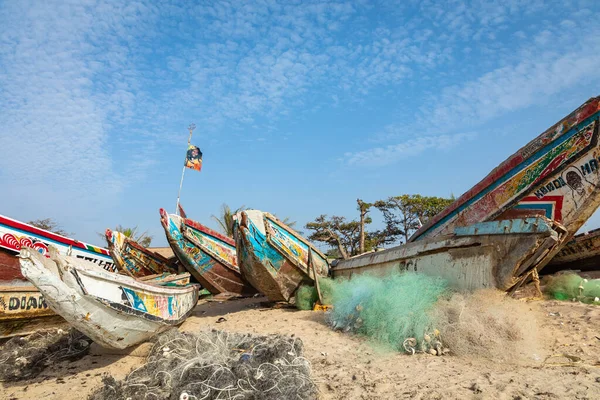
344 133 475 166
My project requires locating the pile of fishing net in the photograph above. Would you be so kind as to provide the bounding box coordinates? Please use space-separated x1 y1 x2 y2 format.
543 273 600 304
299 272 542 359
90 329 317 400
324 273 448 354
295 277 337 310
0 328 91 381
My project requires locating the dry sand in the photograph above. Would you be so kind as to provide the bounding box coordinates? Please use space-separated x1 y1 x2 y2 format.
1 296 599 400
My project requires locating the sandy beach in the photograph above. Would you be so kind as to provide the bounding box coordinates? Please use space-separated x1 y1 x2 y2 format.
1 295 599 400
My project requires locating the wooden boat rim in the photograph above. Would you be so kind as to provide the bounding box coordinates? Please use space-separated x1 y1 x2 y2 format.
262 212 328 260
0 285 41 292
411 97 600 241
73 267 199 294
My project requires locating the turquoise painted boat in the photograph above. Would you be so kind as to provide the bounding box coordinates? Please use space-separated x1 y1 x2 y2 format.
160 209 256 296
234 210 329 303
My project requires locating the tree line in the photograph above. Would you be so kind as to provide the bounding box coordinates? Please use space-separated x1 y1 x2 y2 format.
304 194 454 259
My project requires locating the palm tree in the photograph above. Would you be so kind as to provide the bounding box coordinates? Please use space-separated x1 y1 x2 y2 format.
211 204 246 238
113 225 153 247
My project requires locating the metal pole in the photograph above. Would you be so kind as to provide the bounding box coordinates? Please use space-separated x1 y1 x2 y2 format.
176 123 196 215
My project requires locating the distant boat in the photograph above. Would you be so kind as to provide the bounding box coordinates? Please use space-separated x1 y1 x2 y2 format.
411 96 600 264
160 209 256 296
0 214 114 338
545 227 600 274
105 229 179 278
234 210 329 303
19 247 199 349
333 217 569 291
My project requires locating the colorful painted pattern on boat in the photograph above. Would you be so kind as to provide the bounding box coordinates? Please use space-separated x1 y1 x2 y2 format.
184 225 237 268
106 230 174 277
166 215 216 273
0 214 114 271
121 287 191 320
265 215 310 268
412 98 600 241
244 217 286 275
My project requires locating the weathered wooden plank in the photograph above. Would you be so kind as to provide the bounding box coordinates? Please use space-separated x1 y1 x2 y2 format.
235 210 329 303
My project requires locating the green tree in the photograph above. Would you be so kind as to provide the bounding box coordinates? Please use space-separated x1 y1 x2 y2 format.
114 225 153 247
305 215 362 259
375 194 454 243
211 204 246 238
28 218 70 236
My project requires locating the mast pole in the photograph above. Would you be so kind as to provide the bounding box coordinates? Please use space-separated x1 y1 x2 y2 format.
176 123 195 215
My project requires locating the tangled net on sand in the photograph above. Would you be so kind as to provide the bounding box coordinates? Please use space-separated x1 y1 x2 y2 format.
90 329 317 400
543 273 600 304
0 328 91 381
325 272 448 353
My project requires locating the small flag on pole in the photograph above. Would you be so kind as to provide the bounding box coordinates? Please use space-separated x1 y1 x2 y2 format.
184 144 202 172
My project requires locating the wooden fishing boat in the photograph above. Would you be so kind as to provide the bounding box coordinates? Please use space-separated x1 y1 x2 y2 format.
160 209 256 296
333 217 568 291
545 227 600 274
0 213 115 272
19 247 200 349
105 229 178 278
411 96 600 257
1 214 115 337
234 210 329 303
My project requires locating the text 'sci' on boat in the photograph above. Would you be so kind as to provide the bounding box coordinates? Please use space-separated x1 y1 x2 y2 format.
0 214 114 337
234 210 329 303
105 229 181 279
19 247 200 349
545 227 600 274
333 217 568 291
160 209 256 296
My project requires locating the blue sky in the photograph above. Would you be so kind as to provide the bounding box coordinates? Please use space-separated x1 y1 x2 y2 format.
2 0 600 248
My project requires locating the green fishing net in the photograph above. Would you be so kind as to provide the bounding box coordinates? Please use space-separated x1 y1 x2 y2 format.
294 277 337 310
328 272 448 350
296 272 449 350
544 273 600 304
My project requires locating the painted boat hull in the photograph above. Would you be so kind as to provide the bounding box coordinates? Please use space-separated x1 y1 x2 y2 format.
19 248 199 349
105 229 178 278
160 209 255 296
545 227 600 273
411 97 600 270
0 213 115 273
0 214 114 336
333 218 569 291
234 210 329 303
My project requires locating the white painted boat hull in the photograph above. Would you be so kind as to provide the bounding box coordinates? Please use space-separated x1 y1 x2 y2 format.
333 218 568 291
19 248 199 349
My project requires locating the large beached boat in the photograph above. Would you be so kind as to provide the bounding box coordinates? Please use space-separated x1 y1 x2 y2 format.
334 97 600 290
160 209 256 296
19 247 199 349
234 210 329 303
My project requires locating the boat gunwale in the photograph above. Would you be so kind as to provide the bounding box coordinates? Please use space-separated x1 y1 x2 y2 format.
411 98 600 241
